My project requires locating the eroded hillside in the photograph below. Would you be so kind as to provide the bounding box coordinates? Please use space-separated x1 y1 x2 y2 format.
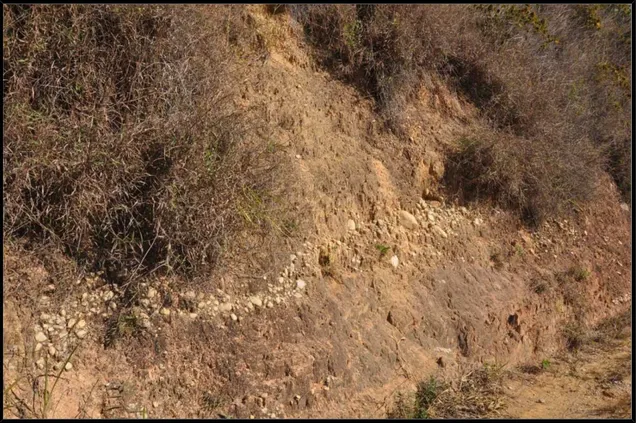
3 5 632 419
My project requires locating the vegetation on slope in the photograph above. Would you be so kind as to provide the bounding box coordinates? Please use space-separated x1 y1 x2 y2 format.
292 4 631 226
3 5 276 288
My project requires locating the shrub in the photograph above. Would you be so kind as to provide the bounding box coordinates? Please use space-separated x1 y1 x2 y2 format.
529 278 549 294
387 377 445 419
567 266 591 282
291 4 631 221
291 5 461 133
389 366 506 419
563 321 587 351
3 5 271 284
444 128 602 227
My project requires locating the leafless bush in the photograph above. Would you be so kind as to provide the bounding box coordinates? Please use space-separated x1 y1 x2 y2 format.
3 5 270 285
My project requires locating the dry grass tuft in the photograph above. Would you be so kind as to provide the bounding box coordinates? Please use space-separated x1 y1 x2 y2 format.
388 365 507 419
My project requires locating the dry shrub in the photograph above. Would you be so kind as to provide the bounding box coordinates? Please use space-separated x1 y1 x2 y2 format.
387 377 445 419
563 307 631 354
553 266 594 322
588 307 632 344
429 365 506 418
444 127 602 227
292 4 631 222
563 321 588 352
3 5 270 285
389 366 506 419
291 5 462 133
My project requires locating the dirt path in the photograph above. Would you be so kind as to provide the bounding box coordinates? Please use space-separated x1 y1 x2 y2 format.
503 333 631 419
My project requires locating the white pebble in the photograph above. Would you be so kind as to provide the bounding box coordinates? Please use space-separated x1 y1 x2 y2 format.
219 303 233 312
147 287 157 299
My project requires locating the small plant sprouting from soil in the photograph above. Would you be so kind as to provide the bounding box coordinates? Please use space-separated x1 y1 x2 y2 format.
200 391 225 414
490 251 504 270
375 244 391 258
567 266 591 282
529 278 549 294
514 245 525 257
4 341 83 418
318 246 336 278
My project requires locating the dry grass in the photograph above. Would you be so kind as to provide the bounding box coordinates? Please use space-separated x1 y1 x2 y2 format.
553 265 594 324
562 306 631 354
290 4 631 225
3 5 276 289
388 365 507 419
593 392 632 419
3 332 84 419
588 307 632 345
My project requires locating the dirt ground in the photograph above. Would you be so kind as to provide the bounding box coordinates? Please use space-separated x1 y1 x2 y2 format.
3 6 632 419
503 321 632 419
